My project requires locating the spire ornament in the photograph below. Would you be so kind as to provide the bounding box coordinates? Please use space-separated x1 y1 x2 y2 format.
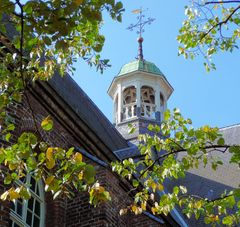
127 8 155 60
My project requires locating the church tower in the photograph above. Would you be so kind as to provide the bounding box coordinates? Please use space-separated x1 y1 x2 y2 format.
108 10 173 143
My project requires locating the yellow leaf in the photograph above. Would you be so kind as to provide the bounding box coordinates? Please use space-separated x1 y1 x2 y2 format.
195 201 202 209
78 172 83 180
74 0 83 6
141 202 146 211
158 184 164 191
45 176 55 185
151 182 157 192
214 215 219 221
132 205 137 213
203 125 210 132
9 163 17 170
46 159 55 169
9 188 20 200
151 207 157 215
98 186 105 193
74 152 82 163
46 147 54 160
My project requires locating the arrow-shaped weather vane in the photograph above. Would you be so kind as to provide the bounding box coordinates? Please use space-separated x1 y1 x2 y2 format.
127 8 155 60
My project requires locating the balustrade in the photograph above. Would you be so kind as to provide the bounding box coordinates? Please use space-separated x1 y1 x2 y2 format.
122 102 156 121
122 103 136 120
141 103 156 119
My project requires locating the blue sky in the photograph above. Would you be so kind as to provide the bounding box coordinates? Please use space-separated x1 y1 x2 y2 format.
73 1 239 128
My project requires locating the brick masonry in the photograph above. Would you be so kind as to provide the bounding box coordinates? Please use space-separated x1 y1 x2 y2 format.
0 86 166 226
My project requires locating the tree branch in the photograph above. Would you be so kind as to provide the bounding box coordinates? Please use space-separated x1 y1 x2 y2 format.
204 1 240 5
200 5 240 41
179 193 234 203
139 144 230 178
15 0 24 78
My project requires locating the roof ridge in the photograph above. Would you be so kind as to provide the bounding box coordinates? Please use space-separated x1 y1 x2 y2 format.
220 123 240 130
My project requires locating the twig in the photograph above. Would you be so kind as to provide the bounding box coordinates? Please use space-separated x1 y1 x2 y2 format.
200 5 240 41
14 0 43 139
16 0 24 80
24 90 43 140
204 1 240 5
139 144 231 178
179 193 234 203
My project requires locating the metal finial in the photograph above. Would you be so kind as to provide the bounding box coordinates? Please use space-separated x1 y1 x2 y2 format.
127 8 155 60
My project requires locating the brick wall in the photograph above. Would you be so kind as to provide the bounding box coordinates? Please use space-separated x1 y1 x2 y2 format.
66 165 165 227
0 177 10 227
0 88 167 227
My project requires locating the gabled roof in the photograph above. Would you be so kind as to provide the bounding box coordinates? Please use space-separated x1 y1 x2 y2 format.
220 123 240 145
166 124 240 226
48 74 129 155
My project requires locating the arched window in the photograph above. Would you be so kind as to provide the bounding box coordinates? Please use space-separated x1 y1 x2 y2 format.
160 92 165 109
9 175 45 227
141 86 155 104
141 86 155 118
122 86 136 120
123 86 136 105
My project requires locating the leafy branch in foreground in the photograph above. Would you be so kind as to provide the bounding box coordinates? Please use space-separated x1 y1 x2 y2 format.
178 0 240 71
0 117 110 205
112 109 240 226
0 0 124 205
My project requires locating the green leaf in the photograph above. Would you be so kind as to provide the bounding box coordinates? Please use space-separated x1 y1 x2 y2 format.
132 179 139 188
204 217 212 224
164 109 171 121
173 186 179 195
128 124 136 134
41 116 53 131
83 165 96 184
217 138 225 146
5 133 11 142
222 216 233 225
23 2 34 14
66 147 74 158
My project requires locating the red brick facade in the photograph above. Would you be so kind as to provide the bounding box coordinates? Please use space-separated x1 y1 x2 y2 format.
0 85 167 226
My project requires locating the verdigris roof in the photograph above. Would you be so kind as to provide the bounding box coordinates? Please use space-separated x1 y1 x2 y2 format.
118 59 164 76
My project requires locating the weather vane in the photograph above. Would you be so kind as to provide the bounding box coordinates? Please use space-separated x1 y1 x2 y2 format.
127 8 155 60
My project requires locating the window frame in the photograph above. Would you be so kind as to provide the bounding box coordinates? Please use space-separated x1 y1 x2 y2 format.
10 175 45 227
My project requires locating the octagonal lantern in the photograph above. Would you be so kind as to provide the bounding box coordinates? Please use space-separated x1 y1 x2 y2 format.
108 59 174 125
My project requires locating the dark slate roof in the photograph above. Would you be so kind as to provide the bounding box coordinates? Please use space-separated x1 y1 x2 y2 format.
48 74 129 153
114 145 139 160
166 173 235 227
185 124 240 188
166 124 240 226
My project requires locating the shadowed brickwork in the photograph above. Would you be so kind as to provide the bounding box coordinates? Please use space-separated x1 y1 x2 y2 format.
0 79 167 227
